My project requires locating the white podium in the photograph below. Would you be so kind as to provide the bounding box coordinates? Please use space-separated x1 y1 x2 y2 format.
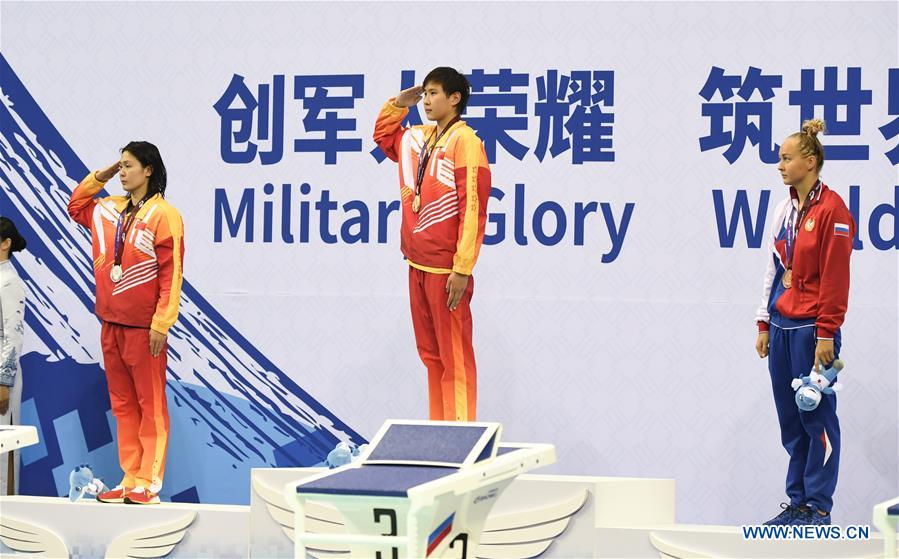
0 424 38 454
874 496 899 558
285 420 554 558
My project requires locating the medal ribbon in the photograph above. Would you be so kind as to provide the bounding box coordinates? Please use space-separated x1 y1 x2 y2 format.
114 194 151 267
414 116 461 197
785 180 820 269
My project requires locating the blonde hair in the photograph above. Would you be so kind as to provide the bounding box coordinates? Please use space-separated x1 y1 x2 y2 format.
787 119 826 173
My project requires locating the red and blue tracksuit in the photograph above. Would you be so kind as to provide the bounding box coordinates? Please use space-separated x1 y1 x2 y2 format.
755 182 855 513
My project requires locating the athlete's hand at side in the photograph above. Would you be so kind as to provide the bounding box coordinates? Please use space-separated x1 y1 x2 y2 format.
756 332 769 358
445 272 469 312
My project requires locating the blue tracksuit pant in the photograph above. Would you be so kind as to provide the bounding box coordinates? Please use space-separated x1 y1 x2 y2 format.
768 312 841 513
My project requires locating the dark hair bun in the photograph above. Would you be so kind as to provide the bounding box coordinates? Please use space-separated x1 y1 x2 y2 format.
0 216 27 253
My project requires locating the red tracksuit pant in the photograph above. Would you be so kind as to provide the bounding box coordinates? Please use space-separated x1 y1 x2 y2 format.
408 267 477 421
100 322 170 491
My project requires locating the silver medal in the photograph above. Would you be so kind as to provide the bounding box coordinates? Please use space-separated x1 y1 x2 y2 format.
110 264 123 283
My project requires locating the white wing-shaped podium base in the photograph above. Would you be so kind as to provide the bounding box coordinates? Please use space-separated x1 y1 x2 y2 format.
284 420 555 559
644 524 892 558
0 497 248 558
0 424 38 454
3 415 892 559
252 468 672 559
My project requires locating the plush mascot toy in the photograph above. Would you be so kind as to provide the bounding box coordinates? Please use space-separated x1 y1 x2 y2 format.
68 464 109 502
326 442 369 468
791 359 845 412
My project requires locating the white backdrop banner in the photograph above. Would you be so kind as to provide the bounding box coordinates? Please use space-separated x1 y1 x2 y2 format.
2 1 896 524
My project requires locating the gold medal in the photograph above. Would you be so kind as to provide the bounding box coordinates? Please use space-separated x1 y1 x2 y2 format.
782 268 792 289
411 116 459 217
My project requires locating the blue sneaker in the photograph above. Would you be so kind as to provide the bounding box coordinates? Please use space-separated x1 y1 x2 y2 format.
792 507 831 525
764 503 805 525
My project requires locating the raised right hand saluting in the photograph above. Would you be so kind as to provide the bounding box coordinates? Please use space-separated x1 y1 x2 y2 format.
394 85 424 108
94 161 121 182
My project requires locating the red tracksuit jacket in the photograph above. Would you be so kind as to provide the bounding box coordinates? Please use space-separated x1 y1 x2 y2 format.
68 172 184 335
374 100 492 275
756 183 855 339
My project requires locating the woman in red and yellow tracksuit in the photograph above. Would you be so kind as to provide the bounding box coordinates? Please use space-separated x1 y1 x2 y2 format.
374 68 492 422
68 141 183 505
755 120 855 526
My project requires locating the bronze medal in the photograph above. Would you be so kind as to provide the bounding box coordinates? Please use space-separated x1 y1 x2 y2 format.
782 268 792 289
412 194 421 213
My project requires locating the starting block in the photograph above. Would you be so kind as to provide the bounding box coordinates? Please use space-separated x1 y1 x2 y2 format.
0 424 38 454
285 420 554 558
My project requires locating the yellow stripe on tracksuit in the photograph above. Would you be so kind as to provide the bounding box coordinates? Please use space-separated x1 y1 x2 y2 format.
449 310 468 420
150 203 184 336
150 356 167 488
408 260 453 274
452 132 487 276
450 131 488 419
147 203 182 487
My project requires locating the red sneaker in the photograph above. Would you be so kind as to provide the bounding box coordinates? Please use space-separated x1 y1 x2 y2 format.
96 485 130 503
124 486 160 505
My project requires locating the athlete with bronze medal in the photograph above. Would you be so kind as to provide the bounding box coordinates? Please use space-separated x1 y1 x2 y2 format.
755 120 855 527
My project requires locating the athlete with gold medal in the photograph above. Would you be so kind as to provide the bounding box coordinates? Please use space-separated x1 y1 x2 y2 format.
374 68 492 421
